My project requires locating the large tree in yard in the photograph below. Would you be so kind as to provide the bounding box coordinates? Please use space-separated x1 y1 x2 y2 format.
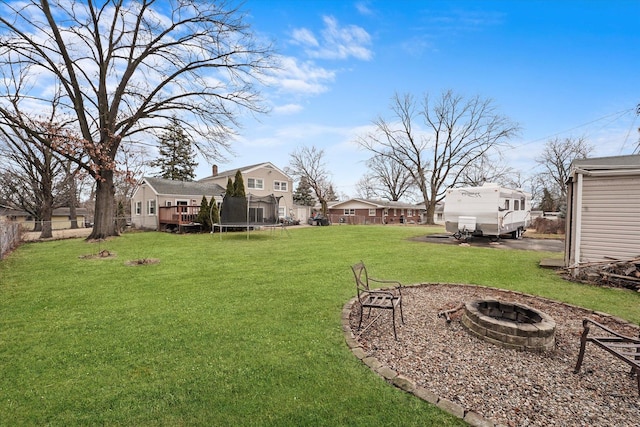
357 91 520 224
0 0 273 239
287 146 334 215
534 136 593 207
149 117 198 182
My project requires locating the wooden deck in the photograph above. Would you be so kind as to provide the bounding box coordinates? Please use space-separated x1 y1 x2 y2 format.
158 206 202 231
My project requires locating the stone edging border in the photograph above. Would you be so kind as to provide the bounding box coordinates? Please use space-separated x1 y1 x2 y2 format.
341 282 636 427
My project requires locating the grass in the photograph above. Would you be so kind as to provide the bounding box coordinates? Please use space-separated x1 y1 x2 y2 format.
1 225 638 426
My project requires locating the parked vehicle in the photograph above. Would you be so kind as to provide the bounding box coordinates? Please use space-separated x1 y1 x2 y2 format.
308 213 330 226
444 183 531 241
280 216 300 226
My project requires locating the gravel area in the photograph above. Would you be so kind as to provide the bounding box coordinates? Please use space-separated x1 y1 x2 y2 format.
348 283 640 427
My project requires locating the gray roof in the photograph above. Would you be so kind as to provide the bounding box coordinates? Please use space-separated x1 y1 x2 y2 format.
143 177 225 196
572 154 640 170
329 198 420 209
199 162 291 182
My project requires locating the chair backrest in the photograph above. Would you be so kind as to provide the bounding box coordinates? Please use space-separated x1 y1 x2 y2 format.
351 262 370 299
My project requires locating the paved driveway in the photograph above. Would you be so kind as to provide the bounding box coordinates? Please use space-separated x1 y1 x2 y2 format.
415 233 564 252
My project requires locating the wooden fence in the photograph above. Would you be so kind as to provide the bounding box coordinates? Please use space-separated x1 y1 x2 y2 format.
0 221 21 260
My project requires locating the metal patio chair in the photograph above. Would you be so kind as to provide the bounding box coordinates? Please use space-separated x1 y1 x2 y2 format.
351 261 404 340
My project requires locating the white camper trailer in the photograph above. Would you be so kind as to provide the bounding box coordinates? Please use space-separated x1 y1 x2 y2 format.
444 183 531 241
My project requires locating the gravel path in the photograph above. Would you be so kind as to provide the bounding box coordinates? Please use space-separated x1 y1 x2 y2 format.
348 283 640 427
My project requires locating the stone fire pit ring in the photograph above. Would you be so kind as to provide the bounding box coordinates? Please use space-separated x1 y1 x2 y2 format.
461 298 556 352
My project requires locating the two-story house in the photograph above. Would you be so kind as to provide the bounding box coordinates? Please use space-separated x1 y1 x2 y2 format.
131 162 294 231
199 163 294 219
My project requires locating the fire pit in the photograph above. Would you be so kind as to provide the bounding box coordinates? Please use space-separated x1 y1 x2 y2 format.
461 299 556 351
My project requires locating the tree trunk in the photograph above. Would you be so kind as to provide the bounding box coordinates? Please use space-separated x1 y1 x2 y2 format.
88 170 118 239
69 175 79 229
424 201 437 225
40 193 53 239
69 203 78 229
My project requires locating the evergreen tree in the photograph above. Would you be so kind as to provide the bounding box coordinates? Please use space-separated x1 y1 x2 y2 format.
233 170 246 197
539 188 557 212
226 177 234 196
196 195 210 231
210 197 220 225
149 117 198 181
293 177 315 206
326 185 339 202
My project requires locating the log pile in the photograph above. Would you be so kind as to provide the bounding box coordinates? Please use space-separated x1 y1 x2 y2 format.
570 257 640 291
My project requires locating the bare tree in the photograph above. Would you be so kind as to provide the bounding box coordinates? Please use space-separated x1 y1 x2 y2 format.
357 91 520 224
359 154 415 201
458 153 516 187
0 0 274 239
355 174 377 199
287 146 334 215
0 112 76 238
534 136 593 206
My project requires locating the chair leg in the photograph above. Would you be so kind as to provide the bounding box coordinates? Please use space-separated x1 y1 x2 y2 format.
357 303 364 331
398 299 405 324
574 328 589 374
391 307 398 340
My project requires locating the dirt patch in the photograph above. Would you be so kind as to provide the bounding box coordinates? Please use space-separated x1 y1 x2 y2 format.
416 234 565 252
124 258 160 266
23 228 92 242
79 250 116 259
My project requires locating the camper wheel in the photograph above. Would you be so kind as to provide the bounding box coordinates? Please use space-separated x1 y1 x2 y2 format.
511 228 523 240
453 231 472 242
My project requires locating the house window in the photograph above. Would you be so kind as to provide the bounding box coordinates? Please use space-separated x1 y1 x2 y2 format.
135 201 141 215
176 200 188 213
368 209 376 216
274 181 288 191
147 199 156 215
165 201 172 207
343 209 355 216
278 207 285 218
248 178 264 190
249 207 264 222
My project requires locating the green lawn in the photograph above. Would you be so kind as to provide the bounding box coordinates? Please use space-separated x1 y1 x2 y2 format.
1 226 638 426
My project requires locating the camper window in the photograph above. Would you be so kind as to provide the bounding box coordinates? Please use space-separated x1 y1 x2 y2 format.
514 199 520 210
520 197 525 210
504 200 510 210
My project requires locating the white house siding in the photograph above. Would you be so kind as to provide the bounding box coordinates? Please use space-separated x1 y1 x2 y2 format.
575 175 640 263
131 183 159 229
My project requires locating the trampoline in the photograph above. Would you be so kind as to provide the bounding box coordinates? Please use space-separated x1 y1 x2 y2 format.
213 194 287 238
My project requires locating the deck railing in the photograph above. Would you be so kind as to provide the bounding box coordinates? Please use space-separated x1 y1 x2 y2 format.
158 206 201 225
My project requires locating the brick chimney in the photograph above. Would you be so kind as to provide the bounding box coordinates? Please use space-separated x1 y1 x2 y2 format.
212 164 218 176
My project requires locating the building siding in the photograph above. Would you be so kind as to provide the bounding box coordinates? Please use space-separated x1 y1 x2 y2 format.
577 175 640 262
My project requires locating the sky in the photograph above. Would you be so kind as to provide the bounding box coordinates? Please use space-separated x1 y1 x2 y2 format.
196 1 640 198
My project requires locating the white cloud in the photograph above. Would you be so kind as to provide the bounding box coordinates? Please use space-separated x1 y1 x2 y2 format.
265 55 335 95
291 28 319 47
355 2 374 16
273 103 304 115
291 15 373 61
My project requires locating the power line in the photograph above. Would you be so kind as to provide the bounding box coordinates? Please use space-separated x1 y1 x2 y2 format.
618 104 639 154
507 107 636 150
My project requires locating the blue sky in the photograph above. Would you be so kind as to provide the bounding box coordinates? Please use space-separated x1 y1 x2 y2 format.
194 0 640 197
